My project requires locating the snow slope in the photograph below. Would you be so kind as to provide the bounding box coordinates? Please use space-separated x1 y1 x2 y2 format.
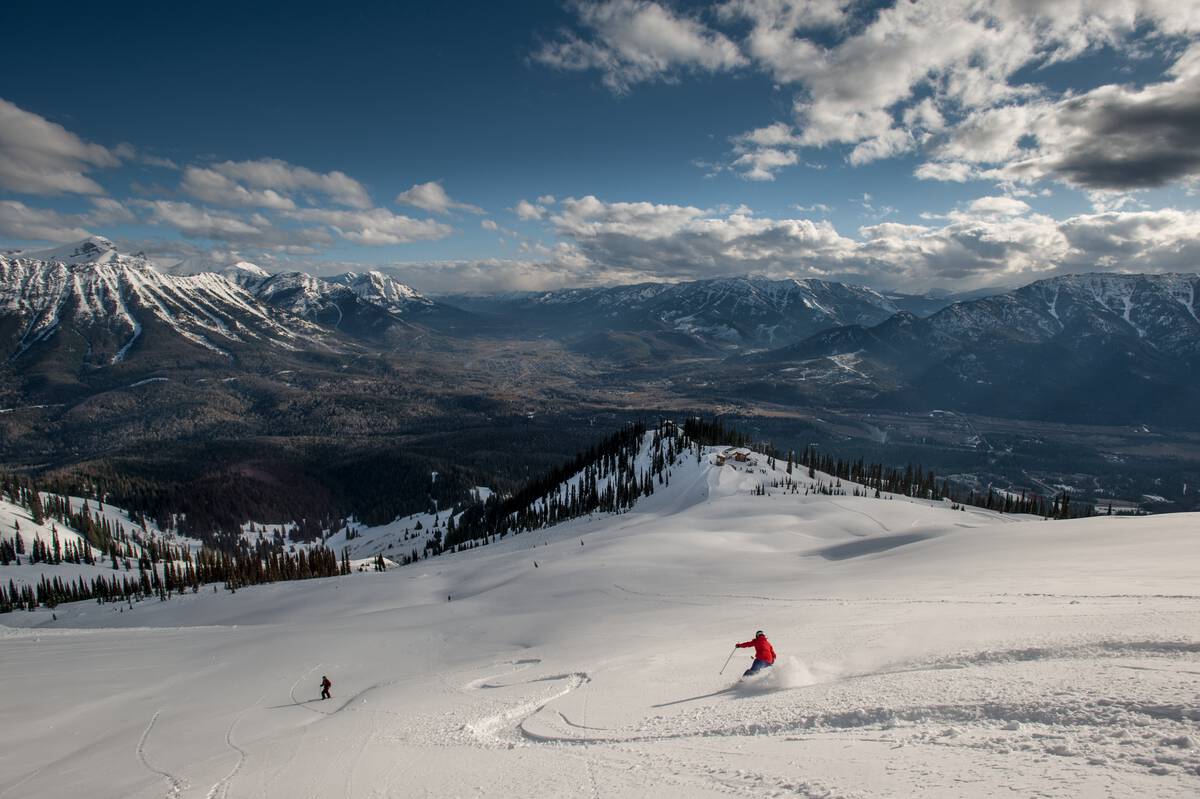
1 447 1197 798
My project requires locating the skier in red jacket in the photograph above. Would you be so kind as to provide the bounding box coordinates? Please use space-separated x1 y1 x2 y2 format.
736 630 776 677
320 675 332 700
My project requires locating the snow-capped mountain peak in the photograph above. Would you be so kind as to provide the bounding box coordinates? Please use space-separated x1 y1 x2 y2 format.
0 238 331 367
331 270 432 312
18 235 121 265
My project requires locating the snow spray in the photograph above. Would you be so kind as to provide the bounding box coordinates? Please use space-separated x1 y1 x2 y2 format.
736 656 816 694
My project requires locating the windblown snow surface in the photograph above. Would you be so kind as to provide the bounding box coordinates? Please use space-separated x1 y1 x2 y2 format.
1 446 1197 798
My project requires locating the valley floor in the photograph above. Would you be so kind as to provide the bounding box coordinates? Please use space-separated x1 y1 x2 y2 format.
1 464 1197 798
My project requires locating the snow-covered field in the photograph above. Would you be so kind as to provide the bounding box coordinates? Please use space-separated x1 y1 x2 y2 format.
1 449 1197 798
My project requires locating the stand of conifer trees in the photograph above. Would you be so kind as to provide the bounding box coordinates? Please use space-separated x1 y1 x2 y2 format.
0 474 353 613
789 445 1080 518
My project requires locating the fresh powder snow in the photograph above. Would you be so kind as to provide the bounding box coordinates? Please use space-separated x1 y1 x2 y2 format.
0 442 1197 798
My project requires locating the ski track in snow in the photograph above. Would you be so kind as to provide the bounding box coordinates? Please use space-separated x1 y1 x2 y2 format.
463 657 544 690
506 638 1199 760
461 663 593 748
288 662 331 715
205 687 270 799
136 711 186 799
827 499 892 532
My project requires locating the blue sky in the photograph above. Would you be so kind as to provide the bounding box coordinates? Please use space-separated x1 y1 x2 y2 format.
2 1 1200 293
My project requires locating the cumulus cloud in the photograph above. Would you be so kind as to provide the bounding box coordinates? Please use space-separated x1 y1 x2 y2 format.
728 123 803 180
111 189 1200 293
481 219 499 231
535 1 1200 185
963 195 1031 217
529 194 1200 292
139 200 278 239
382 250 611 295
0 201 94 242
0 197 139 244
534 0 745 93
85 197 137 225
1011 45 1200 190
547 194 855 280
0 97 120 195
914 42 1200 191
395 180 483 214
136 199 332 251
285 207 453 246
180 166 297 210
514 198 550 220
206 158 372 209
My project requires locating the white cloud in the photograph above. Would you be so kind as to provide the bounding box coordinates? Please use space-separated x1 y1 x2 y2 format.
383 250 609 294
552 195 708 239
481 219 499 231
181 166 297 210
285 207 453 246
0 97 120 195
395 180 483 214
733 148 799 181
729 123 803 180
208 158 372 209
514 199 548 220
915 42 1200 191
914 160 976 183
532 194 1200 292
701 2 1200 182
848 128 914 166
85 197 137 225
139 200 276 239
135 200 333 252
534 0 746 93
963 196 1031 217
0 201 94 242
0 197 137 244
139 154 179 170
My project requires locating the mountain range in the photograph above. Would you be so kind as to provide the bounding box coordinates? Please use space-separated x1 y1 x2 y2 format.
2 235 1199 457
0 237 472 386
444 277 957 355
746 272 1200 425
1 238 974 381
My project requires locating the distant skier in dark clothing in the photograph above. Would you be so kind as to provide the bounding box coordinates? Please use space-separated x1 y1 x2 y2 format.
320 675 332 700
736 630 776 677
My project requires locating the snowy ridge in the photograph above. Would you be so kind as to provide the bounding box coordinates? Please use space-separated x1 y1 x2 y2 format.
166 254 433 321
330 270 432 313
0 237 439 366
0 240 335 364
1014 272 1200 343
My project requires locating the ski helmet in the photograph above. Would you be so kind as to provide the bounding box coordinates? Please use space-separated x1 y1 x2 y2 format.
756 630 764 637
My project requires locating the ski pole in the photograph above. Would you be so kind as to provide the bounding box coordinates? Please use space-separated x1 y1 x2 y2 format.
719 646 737 675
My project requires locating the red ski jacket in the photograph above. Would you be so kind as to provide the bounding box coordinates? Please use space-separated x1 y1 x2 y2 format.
737 636 776 663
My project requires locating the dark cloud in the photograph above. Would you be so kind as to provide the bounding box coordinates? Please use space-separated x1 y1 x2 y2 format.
1045 79 1200 189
